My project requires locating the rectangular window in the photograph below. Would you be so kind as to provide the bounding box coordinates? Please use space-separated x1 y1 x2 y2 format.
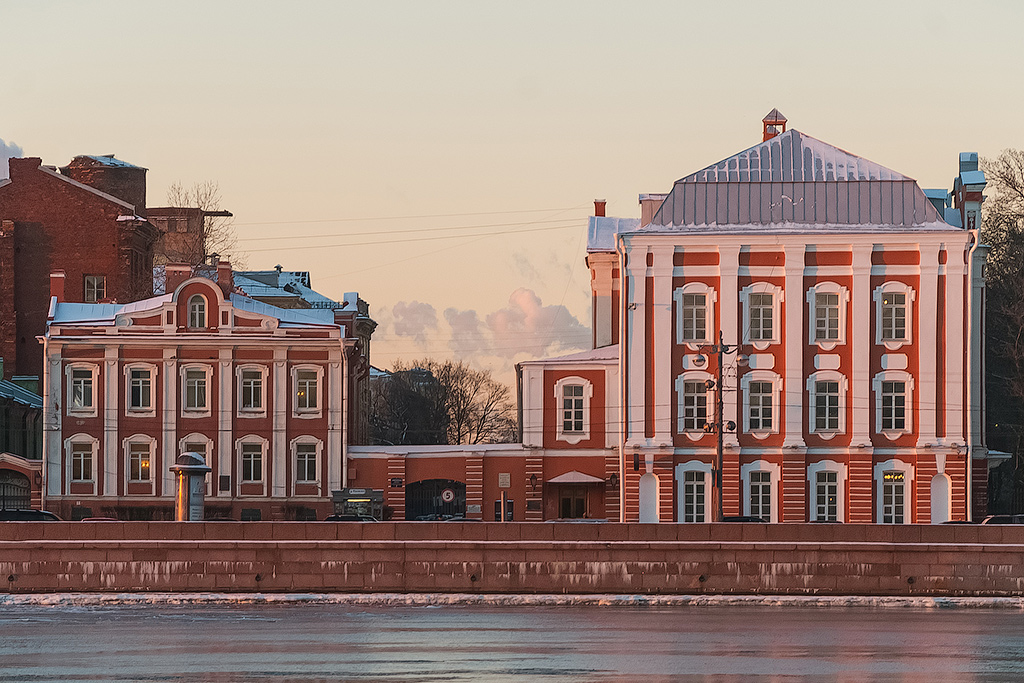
71 443 93 482
129 442 151 482
749 293 773 341
682 381 708 431
296 444 317 483
84 275 105 303
882 471 905 523
815 293 840 341
242 444 263 483
881 292 907 341
241 370 263 411
129 369 152 410
184 369 207 410
682 471 706 523
881 381 906 430
296 370 318 410
814 381 840 431
816 471 838 522
748 381 773 431
562 384 584 433
749 471 771 520
70 369 93 411
681 294 707 342
183 442 206 458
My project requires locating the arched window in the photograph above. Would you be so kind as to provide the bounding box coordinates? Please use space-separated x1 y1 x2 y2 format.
188 295 206 328
554 376 593 444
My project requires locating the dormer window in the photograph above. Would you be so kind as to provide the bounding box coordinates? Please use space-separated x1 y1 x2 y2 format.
188 295 207 328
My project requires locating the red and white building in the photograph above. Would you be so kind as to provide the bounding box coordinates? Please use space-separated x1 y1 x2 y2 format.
520 113 989 523
41 263 369 520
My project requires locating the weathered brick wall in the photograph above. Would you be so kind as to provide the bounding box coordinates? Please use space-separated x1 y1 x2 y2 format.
2 523 1022 596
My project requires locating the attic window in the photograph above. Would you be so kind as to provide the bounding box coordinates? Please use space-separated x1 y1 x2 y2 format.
188 295 206 328
84 275 105 303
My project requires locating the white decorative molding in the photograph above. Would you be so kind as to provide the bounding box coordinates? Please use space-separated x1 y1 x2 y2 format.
813 354 841 371
740 459 781 522
880 354 908 370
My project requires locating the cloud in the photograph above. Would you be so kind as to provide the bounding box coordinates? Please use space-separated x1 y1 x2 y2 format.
391 300 438 343
444 307 486 356
476 287 591 359
0 138 24 180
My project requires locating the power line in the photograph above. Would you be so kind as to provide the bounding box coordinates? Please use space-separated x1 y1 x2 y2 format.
233 206 587 227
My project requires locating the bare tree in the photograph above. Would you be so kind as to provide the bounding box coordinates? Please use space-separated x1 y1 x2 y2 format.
161 181 245 267
372 359 517 445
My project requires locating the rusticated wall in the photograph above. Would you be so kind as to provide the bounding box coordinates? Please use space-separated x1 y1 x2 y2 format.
1 522 1022 596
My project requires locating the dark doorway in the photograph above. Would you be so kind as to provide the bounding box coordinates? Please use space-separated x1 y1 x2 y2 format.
0 469 31 509
559 485 588 519
405 479 466 520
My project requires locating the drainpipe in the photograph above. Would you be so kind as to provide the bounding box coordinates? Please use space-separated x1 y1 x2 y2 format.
965 229 981 520
615 235 628 523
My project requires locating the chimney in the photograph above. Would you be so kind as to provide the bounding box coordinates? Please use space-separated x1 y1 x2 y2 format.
8 157 42 180
217 261 233 296
50 270 65 302
594 199 607 217
762 108 787 142
165 263 192 294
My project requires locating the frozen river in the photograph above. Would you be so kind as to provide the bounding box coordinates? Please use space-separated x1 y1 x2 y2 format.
3 598 1024 681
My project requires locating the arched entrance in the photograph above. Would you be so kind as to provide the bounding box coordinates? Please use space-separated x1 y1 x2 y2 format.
405 479 466 520
0 469 31 509
931 473 951 524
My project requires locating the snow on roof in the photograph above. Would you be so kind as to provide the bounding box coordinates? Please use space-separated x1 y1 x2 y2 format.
519 344 619 366
229 294 337 326
588 216 638 252
233 270 346 309
960 170 986 187
73 154 145 170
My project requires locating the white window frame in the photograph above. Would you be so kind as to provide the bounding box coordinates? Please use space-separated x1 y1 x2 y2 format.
292 365 324 418
874 458 914 524
291 436 322 491
84 275 105 303
873 281 915 350
124 362 158 417
873 370 914 440
180 364 213 418
123 435 156 486
676 460 713 523
236 435 268 488
675 371 713 440
807 460 848 522
65 362 99 418
237 364 268 417
740 370 782 438
553 376 593 444
740 460 781 523
65 434 99 492
806 282 849 350
674 282 717 347
807 370 849 439
188 294 207 329
739 282 783 349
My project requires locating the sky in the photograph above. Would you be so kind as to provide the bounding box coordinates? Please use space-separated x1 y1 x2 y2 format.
2 0 1023 387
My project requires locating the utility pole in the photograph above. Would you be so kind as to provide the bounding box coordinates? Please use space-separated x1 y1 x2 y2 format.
701 331 741 522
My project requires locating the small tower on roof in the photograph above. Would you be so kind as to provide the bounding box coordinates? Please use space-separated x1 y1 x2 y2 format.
762 108 787 141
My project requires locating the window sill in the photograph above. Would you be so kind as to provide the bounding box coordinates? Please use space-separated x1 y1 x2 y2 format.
556 432 589 445
811 429 844 441
878 429 910 442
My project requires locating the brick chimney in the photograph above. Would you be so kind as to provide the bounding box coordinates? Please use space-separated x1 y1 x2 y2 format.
8 157 42 180
762 108 787 142
165 263 192 294
50 270 65 302
217 261 233 296
594 199 607 217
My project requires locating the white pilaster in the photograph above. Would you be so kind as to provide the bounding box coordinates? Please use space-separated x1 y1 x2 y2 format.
850 244 872 445
944 241 966 444
104 346 119 497
718 245 741 447
328 350 344 492
162 349 178 498
272 349 288 498
625 244 647 446
217 349 233 495
44 345 62 498
783 244 806 447
917 243 940 447
652 245 674 445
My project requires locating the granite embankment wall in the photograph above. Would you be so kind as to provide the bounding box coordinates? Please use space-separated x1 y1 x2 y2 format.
2 522 1022 596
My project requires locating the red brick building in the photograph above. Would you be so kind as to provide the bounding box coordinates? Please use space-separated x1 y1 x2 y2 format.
41 264 370 520
0 155 157 381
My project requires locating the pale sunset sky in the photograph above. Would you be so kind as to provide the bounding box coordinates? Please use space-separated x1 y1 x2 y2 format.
2 1 1022 386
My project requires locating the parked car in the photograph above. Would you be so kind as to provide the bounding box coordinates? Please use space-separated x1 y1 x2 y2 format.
323 514 378 522
0 509 62 521
721 515 767 523
980 515 1024 524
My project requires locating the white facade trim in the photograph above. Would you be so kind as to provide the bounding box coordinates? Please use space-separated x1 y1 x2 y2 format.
740 459 781 522
553 375 594 445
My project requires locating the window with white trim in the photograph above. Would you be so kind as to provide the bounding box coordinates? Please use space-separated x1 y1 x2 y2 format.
554 376 593 444
741 460 781 522
125 364 156 416
808 460 847 523
807 371 848 438
750 471 770 518
806 282 849 349
66 363 98 417
740 282 783 348
874 282 915 349
293 366 323 416
741 371 782 437
188 294 207 328
682 470 706 522
181 365 211 415
180 435 210 461
127 440 152 483
84 275 105 303
874 459 913 524
675 373 712 435
70 441 94 483
241 443 263 483
294 442 319 484
674 283 716 346
873 371 914 438
238 367 266 414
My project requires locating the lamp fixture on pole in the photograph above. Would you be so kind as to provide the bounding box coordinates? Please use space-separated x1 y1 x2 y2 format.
700 330 742 523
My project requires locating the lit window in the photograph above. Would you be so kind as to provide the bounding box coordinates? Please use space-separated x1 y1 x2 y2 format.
682 470 706 523
241 370 263 411
295 369 318 411
749 471 771 520
882 470 905 524
129 442 151 482
184 369 207 411
128 368 152 411
681 381 708 432
242 444 263 483
874 282 915 349
71 443 93 482
84 275 105 303
188 295 206 328
296 444 317 483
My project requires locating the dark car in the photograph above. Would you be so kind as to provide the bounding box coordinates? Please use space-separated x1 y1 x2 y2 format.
980 515 1024 524
721 515 767 523
0 509 62 521
323 514 378 522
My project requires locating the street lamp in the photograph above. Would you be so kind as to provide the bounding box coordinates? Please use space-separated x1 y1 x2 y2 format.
699 331 743 522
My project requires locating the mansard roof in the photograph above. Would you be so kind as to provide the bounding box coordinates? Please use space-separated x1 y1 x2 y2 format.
649 129 945 229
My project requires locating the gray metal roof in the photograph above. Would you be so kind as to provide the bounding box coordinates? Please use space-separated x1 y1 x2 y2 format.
648 129 945 228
